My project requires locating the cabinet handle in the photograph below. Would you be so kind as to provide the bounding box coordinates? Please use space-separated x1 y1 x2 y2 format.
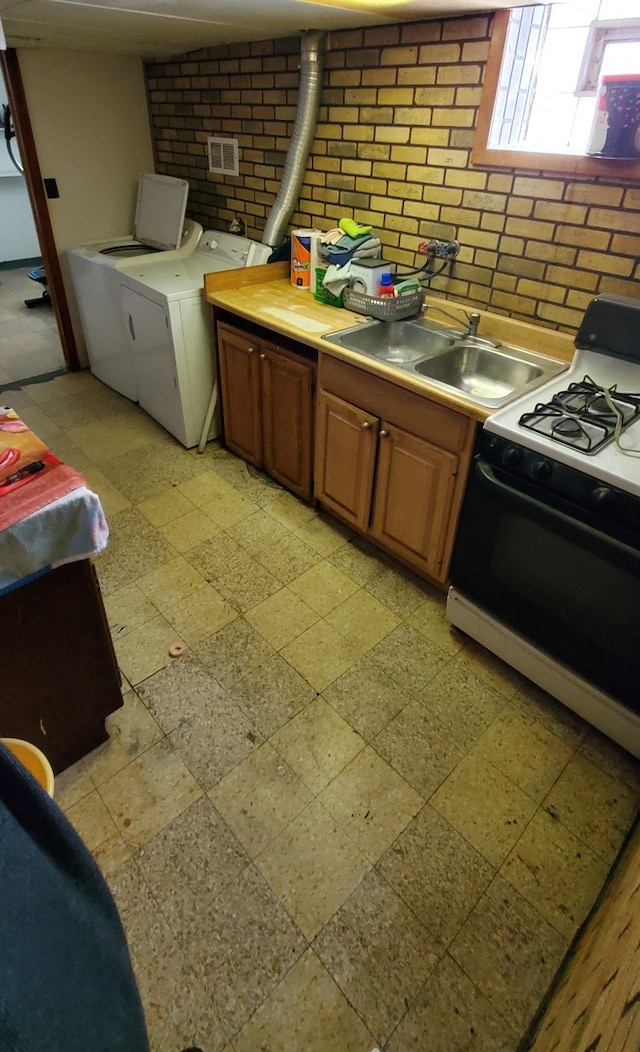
379 429 390 438
128 313 135 341
361 421 372 430
259 353 266 361
247 346 255 355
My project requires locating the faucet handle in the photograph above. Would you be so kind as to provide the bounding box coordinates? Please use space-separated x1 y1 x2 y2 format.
469 312 481 336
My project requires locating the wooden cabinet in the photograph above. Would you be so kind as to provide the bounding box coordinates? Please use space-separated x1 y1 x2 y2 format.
315 355 476 585
217 321 315 501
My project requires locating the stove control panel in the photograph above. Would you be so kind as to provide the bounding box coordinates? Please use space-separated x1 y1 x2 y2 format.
480 432 639 534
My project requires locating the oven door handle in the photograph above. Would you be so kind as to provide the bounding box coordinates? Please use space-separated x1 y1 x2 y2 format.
475 459 640 560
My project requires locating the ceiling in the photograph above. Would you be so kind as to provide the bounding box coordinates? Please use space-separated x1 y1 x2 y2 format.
0 0 545 58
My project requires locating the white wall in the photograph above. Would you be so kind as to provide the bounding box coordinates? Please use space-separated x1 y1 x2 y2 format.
16 49 155 361
0 77 39 262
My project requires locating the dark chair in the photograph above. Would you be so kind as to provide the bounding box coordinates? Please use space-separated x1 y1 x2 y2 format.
24 266 50 308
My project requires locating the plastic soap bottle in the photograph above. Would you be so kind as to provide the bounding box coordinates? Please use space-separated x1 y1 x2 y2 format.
378 272 395 298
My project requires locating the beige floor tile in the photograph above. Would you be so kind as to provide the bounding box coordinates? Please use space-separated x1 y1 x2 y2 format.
164 583 237 646
502 809 610 939
288 560 360 616
374 700 466 798
255 533 322 584
387 954 518 1052
180 864 307 1033
233 949 375 1052
108 858 175 973
542 752 639 864
210 741 314 858
378 804 495 946
450 874 567 1034
364 563 430 618
136 653 262 789
213 552 283 613
228 653 317 738
245 585 319 650
159 507 221 552
448 638 524 700
200 487 258 529
66 789 130 876
264 490 317 530
420 661 509 750
104 582 158 639
256 800 371 939
280 619 364 693
319 746 423 863
134 796 249 931
328 537 387 586
107 507 178 578
137 939 230 1052
113 614 187 685
99 737 202 849
81 465 132 516
514 679 589 749
325 589 399 651
136 486 195 527
430 751 537 867
53 757 95 812
136 555 207 611
579 727 640 792
323 658 411 741
271 696 366 795
294 513 353 555
177 468 234 506
314 869 439 1046
227 509 292 556
195 617 275 690
475 703 574 803
84 691 164 786
92 547 132 597
368 623 449 694
408 592 467 656
184 532 247 581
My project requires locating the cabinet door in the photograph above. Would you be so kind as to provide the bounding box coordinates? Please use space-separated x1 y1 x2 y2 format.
217 324 262 465
315 390 378 531
260 347 314 501
121 284 187 446
370 422 458 580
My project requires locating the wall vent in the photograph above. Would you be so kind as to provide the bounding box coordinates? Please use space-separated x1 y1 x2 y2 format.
207 137 239 176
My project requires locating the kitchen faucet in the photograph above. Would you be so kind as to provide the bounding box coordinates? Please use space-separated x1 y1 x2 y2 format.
424 302 480 335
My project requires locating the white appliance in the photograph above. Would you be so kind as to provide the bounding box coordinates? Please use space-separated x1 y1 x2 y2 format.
117 231 270 449
447 293 640 757
67 174 202 401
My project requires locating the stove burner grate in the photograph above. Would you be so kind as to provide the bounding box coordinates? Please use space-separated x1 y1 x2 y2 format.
519 375 640 454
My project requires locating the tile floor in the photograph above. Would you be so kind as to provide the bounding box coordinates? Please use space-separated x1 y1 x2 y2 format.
3 360 640 1052
0 265 65 383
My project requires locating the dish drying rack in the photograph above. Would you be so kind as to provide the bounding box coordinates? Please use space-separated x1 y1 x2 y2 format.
343 287 424 322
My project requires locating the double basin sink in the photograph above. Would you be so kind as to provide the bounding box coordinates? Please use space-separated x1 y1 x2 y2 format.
323 315 567 408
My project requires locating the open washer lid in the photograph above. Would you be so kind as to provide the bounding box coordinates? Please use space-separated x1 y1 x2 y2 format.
133 173 189 250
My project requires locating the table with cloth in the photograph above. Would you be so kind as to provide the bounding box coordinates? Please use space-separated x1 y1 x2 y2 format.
0 406 122 773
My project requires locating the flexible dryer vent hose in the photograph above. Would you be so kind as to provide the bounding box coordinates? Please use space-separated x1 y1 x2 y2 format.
261 31 325 249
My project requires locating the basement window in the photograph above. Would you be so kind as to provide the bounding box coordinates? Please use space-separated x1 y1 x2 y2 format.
473 2 640 176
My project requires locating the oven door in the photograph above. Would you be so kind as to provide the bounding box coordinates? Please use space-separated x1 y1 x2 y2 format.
450 456 640 710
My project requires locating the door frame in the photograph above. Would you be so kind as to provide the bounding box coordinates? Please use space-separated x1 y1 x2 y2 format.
1 48 79 370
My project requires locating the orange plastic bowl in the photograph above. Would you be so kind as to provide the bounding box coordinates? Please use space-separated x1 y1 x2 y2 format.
1 737 55 797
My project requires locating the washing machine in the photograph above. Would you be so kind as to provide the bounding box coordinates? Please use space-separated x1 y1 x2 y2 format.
67 174 202 401
116 231 271 449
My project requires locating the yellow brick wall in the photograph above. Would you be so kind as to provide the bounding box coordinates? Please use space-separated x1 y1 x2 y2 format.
145 15 640 332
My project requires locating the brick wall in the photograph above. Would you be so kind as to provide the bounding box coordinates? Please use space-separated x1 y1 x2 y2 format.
145 14 640 332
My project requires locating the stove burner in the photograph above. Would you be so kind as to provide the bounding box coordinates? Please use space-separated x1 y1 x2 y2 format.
519 375 640 454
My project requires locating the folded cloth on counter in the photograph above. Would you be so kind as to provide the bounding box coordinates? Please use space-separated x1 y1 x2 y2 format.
339 218 372 239
322 261 357 296
325 235 382 268
319 228 344 246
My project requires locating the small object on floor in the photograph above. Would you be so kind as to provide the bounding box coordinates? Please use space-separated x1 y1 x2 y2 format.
168 642 186 658
24 266 50 309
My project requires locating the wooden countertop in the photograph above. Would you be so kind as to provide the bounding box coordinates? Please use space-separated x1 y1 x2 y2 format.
205 263 575 424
